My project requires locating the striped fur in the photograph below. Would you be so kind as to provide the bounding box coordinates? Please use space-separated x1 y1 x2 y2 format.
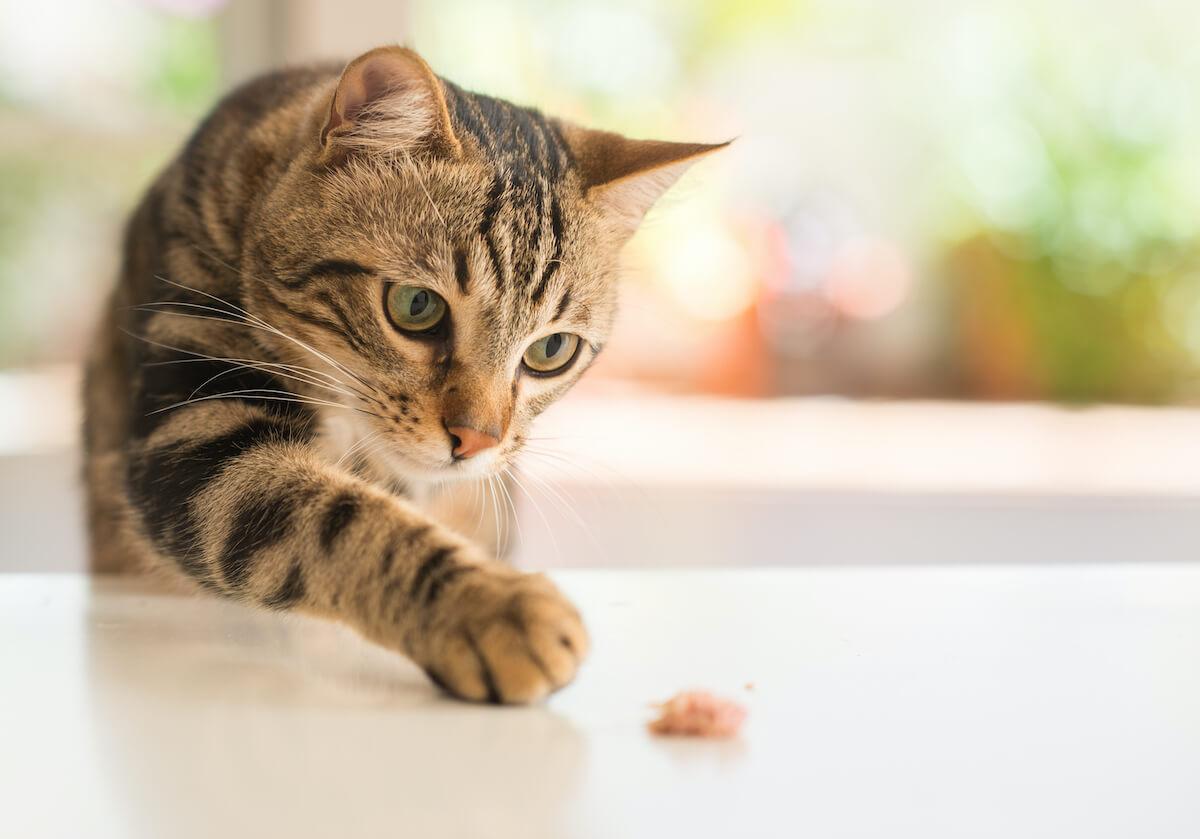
83 46 720 703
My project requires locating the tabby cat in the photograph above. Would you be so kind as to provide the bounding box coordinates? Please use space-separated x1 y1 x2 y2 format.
83 46 723 703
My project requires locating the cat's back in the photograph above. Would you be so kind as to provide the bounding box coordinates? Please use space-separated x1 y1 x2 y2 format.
83 63 346 574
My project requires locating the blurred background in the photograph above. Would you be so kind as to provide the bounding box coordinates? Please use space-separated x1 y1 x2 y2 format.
5 0 1200 570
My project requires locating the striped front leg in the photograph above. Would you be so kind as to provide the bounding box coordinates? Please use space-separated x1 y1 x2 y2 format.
125 401 588 703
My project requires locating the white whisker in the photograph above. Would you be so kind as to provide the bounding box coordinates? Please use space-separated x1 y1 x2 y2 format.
149 274 383 398
336 430 385 469
147 389 381 419
495 472 524 550
504 466 560 560
124 328 372 411
183 359 363 404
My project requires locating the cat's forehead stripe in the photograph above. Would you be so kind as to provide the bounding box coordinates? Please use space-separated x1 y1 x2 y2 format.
529 194 563 304
478 176 508 287
452 247 470 295
443 81 569 187
553 290 572 323
286 259 374 290
438 81 578 307
446 84 496 155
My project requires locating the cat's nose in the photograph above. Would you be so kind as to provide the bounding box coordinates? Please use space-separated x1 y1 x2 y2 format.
446 425 500 459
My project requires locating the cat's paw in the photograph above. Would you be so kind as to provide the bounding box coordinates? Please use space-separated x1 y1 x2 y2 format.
420 569 589 704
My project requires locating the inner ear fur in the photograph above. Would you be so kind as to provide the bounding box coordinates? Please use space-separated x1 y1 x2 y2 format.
559 123 730 230
321 45 461 159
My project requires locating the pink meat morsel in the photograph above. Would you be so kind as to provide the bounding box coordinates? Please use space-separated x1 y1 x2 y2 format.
648 691 747 738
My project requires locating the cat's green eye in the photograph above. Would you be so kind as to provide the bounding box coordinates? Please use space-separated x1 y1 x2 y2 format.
523 332 580 375
385 284 447 333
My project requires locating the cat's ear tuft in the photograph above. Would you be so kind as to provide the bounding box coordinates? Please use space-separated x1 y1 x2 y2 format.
561 125 730 232
320 46 461 159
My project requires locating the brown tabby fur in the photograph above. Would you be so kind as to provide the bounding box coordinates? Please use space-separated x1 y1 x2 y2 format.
83 46 722 703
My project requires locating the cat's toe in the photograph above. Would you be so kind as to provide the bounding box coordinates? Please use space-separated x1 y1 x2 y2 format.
479 582 589 703
424 573 588 704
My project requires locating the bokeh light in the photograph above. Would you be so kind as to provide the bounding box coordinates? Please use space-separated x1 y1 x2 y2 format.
5 0 1200 404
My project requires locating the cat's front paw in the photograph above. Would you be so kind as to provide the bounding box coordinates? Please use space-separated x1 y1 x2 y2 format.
420 568 589 704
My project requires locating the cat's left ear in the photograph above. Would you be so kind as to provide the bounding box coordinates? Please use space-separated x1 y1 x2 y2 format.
560 125 730 233
320 46 462 159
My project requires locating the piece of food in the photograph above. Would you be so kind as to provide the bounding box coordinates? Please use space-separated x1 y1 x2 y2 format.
648 690 747 738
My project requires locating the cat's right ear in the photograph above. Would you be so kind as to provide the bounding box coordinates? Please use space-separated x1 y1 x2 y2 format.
319 46 462 160
559 124 730 235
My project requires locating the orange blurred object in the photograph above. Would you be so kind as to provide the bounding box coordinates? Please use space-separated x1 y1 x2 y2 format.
648 691 748 738
695 306 773 397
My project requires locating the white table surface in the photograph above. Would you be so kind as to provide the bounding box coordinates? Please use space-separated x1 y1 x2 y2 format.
2 566 1198 839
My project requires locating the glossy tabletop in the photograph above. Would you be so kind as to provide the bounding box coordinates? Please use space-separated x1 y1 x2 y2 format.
2 566 1198 838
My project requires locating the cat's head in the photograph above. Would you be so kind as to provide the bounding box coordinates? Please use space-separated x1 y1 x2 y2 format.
247 46 724 482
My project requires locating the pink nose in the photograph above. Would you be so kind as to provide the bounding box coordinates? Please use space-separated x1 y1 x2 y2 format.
447 425 500 459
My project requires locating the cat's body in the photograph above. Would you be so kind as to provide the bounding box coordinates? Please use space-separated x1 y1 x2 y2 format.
84 47 720 703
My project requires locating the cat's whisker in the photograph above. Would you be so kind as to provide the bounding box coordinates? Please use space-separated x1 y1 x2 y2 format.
147 389 383 420
517 461 592 533
492 475 507 556
494 471 524 550
518 448 611 523
521 442 654 540
135 303 386 408
151 387 370 414
487 475 507 556
147 274 259 320
140 300 385 404
481 475 496 549
148 274 386 402
474 477 496 544
472 477 487 537
336 430 385 469
183 359 365 405
146 353 352 391
125 328 369 409
521 445 620 488
347 438 396 477
518 465 608 561
521 443 641 507
502 466 560 561
234 366 360 404
521 449 633 528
